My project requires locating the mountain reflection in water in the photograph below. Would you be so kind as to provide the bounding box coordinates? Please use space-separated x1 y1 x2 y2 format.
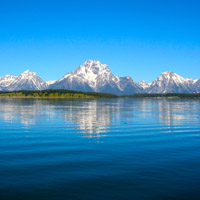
1 97 200 200
0 98 199 136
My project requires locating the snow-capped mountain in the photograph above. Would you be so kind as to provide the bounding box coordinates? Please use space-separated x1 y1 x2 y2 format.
138 80 150 90
7 70 48 91
0 75 17 90
46 80 56 86
50 60 144 95
148 72 196 93
1 61 200 94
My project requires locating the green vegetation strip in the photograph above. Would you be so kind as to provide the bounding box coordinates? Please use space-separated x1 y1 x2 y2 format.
1 90 200 99
0 89 117 98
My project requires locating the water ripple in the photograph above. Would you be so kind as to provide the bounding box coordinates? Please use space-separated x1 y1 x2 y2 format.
1 98 200 200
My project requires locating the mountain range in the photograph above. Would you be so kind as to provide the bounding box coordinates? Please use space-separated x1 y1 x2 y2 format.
0 60 199 95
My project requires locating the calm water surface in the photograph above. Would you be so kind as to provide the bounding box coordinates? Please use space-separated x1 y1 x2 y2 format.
0 98 200 200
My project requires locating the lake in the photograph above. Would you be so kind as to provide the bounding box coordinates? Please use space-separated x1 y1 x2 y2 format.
0 98 200 200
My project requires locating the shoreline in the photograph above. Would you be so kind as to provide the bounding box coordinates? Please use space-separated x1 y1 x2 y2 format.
1 96 200 99
0 90 200 99
0 96 97 99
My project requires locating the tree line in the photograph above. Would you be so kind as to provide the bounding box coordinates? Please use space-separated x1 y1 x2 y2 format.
1 90 200 98
0 89 118 98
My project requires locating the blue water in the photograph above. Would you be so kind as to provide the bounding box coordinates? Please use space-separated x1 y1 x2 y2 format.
0 98 200 200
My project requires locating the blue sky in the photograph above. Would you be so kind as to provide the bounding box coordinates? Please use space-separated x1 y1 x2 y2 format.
0 0 199 82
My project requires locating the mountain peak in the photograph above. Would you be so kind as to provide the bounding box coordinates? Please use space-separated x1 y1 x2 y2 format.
159 72 186 82
50 60 143 95
19 70 38 79
161 72 177 76
0 74 17 88
82 60 110 71
72 60 111 78
24 70 31 73
21 70 36 75
83 60 101 66
148 72 196 93
6 70 47 91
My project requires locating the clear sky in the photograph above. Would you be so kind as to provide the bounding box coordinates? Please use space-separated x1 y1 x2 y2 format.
0 0 199 82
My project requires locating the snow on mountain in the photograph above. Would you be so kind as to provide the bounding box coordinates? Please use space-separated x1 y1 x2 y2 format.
186 78 198 85
138 80 150 90
1 62 199 94
148 72 196 93
7 70 48 91
46 80 56 86
50 60 144 95
0 75 17 89
116 76 143 94
0 85 4 91
194 79 200 92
